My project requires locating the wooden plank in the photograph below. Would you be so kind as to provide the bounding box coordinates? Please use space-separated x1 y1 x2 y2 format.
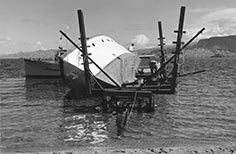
103 88 152 98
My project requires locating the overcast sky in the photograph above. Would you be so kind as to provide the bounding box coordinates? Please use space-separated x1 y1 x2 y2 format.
0 0 236 54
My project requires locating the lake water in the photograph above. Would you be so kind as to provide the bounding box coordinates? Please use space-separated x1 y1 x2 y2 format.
0 58 236 152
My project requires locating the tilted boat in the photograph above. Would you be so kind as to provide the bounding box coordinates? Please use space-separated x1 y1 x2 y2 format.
60 35 140 96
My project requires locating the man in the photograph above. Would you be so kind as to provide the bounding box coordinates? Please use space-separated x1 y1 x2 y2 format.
115 101 130 138
149 60 160 75
128 43 135 51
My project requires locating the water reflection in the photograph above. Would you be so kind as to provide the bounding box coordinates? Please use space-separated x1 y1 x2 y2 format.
63 113 108 145
24 78 110 146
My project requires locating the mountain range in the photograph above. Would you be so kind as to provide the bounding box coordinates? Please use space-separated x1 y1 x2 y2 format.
0 49 59 59
197 35 236 51
1 35 236 59
135 35 236 57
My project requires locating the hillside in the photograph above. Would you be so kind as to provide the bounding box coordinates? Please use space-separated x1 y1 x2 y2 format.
133 35 236 58
134 45 176 56
197 35 236 52
0 49 59 59
1 35 236 59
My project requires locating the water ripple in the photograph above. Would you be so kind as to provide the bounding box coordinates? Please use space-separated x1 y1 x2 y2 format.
1 58 236 152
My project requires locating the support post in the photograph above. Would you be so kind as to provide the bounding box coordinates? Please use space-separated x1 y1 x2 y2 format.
78 10 92 95
171 6 186 93
158 21 167 79
154 27 205 76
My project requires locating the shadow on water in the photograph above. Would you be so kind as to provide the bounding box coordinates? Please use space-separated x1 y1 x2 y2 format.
1 78 112 151
16 79 171 149
24 78 66 102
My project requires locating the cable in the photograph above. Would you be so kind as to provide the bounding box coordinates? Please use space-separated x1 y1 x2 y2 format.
125 91 138 128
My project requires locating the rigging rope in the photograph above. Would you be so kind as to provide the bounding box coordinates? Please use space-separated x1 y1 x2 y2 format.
194 41 199 71
177 48 185 75
125 91 138 128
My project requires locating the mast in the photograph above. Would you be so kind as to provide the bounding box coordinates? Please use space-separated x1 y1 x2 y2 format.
158 21 167 80
171 6 186 93
77 10 92 95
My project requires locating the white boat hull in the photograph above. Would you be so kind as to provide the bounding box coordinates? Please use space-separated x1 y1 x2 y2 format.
60 35 140 96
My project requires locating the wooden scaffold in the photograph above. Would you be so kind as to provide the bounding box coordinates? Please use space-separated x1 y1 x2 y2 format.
59 6 206 114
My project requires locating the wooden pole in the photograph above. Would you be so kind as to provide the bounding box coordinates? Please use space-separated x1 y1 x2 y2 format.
77 10 92 95
171 6 185 93
154 27 205 75
182 27 205 49
158 21 165 64
158 21 167 78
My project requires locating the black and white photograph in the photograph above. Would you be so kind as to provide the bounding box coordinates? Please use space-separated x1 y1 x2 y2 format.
0 0 236 153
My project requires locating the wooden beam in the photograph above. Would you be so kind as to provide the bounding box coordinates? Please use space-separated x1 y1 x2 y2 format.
103 89 152 98
171 6 186 93
78 10 92 95
158 21 167 78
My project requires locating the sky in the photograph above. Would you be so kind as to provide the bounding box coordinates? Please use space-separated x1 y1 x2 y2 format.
0 0 236 54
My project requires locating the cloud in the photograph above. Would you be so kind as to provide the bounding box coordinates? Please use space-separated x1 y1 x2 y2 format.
20 18 48 26
36 41 42 45
131 34 150 47
0 37 12 43
62 24 70 30
185 7 236 40
188 8 212 13
0 38 48 55
34 41 45 50
21 18 31 23
0 39 37 55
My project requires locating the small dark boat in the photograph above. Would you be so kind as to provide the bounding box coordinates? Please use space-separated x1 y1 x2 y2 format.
24 49 66 78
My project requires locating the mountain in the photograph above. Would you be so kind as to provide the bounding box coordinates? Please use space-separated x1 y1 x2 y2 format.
134 45 176 56
0 49 59 59
181 35 236 58
2 35 236 59
197 35 236 52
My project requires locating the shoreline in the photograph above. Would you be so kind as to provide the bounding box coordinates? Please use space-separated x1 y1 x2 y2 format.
1 143 236 154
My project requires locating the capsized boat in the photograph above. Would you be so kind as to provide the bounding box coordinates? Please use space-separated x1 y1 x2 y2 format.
60 35 141 96
24 49 66 78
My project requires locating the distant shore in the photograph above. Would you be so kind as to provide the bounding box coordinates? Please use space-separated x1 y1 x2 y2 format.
2 143 236 154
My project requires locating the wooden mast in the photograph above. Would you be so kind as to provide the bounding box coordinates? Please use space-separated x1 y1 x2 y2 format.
171 6 186 93
77 9 92 95
158 21 167 79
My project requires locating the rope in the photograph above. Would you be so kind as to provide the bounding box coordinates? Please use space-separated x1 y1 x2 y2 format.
88 69 104 90
177 50 185 74
125 91 138 128
177 50 185 65
194 42 199 71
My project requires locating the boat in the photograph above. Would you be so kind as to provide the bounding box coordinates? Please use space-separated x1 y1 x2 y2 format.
59 7 206 100
24 49 66 78
60 35 141 96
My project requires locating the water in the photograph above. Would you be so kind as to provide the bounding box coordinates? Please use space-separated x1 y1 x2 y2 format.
0 58 236 152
